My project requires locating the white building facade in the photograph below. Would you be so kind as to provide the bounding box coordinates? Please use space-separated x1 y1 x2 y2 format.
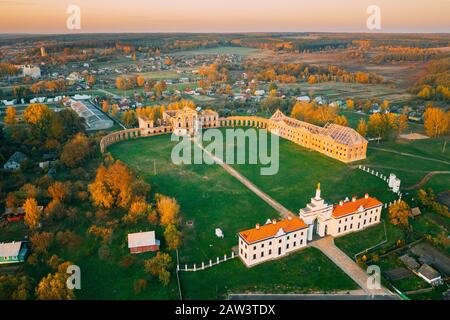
238 184 383 267
238 216 308 267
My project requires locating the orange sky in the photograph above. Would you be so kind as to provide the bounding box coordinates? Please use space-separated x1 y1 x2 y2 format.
0 0 449 33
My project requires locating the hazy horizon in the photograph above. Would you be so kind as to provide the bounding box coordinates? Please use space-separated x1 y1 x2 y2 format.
0 0 449 34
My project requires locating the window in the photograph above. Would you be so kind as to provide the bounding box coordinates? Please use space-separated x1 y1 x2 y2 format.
245 253 247 259
300 239 303 245
269 242 272 245
253 246 256 250
253 254 256 260
294 234 297 238
279 239 282 244
261 252 264 258
286 244 289 249
240 249 243 254
269 249 272 255
287 236 290 240
338 227 341 233
261 243 264 248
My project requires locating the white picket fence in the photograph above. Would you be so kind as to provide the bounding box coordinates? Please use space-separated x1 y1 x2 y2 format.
177 251 237 272
358 165 402 198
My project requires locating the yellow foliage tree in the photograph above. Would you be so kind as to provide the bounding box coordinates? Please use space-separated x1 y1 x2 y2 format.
389 200 410 227
4 106 16 125
156 194 180 226
423 107 449 137
24 198 41 230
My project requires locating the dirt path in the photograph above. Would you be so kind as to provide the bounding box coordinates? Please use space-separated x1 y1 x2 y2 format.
195 140 294 218
404 171 450 190
311 237 395 297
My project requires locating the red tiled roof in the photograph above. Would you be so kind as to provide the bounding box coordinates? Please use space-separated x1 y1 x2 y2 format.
239 217 307 244
332 196 382 218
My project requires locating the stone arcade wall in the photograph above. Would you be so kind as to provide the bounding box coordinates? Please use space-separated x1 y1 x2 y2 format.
100 125 172 153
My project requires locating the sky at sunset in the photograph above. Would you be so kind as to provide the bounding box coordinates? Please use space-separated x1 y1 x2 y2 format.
0 0 449 34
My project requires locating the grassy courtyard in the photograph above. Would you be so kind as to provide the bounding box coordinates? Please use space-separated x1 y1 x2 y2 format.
179 247 357 299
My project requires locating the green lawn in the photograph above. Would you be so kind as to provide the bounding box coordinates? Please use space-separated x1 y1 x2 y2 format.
179 247 357 299
109 134 277 264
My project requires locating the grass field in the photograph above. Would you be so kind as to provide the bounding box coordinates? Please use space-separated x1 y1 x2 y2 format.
172 46 261 57
280 82 414 103
179 247 357 299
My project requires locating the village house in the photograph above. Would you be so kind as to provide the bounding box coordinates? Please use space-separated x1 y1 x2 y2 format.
3 151 28 171
417 264 443 286
2 205 43 222
127 231 160 254
0 241 29 264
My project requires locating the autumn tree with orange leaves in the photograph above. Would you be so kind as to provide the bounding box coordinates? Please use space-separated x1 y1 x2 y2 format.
89 161 134 209
424 107 449 138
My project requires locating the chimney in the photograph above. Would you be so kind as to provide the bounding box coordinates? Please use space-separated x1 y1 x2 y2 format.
272 219 277 225
352 196 357 202
255 223 260 229
339 200 344 206
365 193 369 199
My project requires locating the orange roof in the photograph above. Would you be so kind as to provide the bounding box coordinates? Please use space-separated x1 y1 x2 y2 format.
332 196 383 218
239 217 307 244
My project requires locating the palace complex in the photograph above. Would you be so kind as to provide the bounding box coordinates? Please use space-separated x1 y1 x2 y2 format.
238 184 383 267
267 110 367 163
104 109 367 163
138 107 219 136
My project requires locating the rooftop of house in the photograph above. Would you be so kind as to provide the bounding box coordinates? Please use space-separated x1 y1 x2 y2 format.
6 151 28 164
127 231 159 248
418 264 441 280
0 241 22 257
332 194 383 218
239 216 308 244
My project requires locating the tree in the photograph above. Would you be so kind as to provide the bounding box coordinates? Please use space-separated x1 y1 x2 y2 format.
23 103 52 137
423 107 449 138
48 181 71 203
396 114 409 134
156 194 180 226
60 133 91 168
346 99 355 111
3 107 16 125
101 100 110 113
30 232 53 254
35 270 75 300
144 252 172 286
137 76 145 87
121 110 137 127
24 198 41 230
164 224 182 250
88 161 134 209
334 115 348 126
389 200 410 227
123 198 149 223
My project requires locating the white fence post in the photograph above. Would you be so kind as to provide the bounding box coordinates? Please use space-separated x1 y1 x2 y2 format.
202 262 205 270
224 254 227 261
209 259 212 267
194 264 196 272
232 252 235 258
217 257 219 264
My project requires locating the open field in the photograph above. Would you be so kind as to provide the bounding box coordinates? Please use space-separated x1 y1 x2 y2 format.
281 81 414 103
172 46 261 57
109 134 277 264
